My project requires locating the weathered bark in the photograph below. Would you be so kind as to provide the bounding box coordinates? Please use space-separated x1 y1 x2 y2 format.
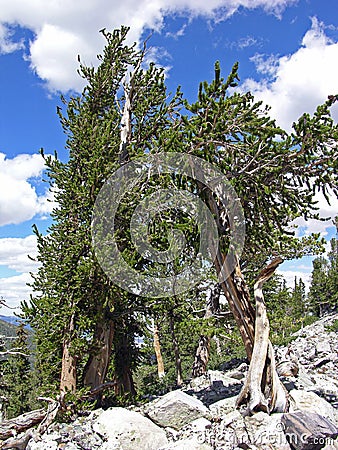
168 309 183 387
192 335 210 377
153 320 165 379
0 408 46 440
112 323 137 397
83 320 114 390
204 187 286 414
218 260 255 360
0 399 60 449
192 283 221 377
60 313 77 393
203 188 256 359
236 258 288 414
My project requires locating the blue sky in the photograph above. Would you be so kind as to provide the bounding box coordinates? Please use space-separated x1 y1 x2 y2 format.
0 0 337 314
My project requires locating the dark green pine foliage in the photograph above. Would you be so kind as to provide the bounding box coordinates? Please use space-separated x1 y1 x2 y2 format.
290 277 307 323
21 33 338 403
308 217 338 316
0 336 9 419
327 217 338 310
2 323 31 419
308 257 330 316
22 26 183 397
179 64 337 268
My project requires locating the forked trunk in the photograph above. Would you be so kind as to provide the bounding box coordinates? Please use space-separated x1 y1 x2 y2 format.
83 320 114 390
60 313 77 393
236 258 288 414
153 320 165 379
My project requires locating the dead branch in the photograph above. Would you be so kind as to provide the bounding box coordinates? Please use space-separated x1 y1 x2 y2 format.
0 409 46 441
0 350 29 357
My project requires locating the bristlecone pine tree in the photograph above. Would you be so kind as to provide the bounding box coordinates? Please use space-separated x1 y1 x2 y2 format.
23 26 338 415
22 26 183 401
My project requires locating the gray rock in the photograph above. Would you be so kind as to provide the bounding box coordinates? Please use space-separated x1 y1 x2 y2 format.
289 390 337 425
244 411 292 450
209 395 237 417
316 340 332 355
145 390 211 430
159 438 213 449
281 411 338 450
92 407 168 450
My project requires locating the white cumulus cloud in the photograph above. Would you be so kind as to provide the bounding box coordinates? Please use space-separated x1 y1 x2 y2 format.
0 235 40 273
0 0 298 92
0 272 33 315
0 152 54 226
240 17 338 131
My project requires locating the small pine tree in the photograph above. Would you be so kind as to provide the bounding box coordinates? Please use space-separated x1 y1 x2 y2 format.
308 256 330 317
327 217 338 311
290 277 307 324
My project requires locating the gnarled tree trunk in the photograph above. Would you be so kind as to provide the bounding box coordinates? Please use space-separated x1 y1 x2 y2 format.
192 335 210 377
204 186 287 414
83 319 115 390
236 257 288 414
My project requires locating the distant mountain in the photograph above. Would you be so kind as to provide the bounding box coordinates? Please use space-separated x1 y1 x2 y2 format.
0 317 34 360
0 315 22 326
0 318 18 339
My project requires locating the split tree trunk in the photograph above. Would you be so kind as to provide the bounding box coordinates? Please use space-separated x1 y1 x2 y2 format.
236 257 288 414
203 184 287 414
153 320 165 379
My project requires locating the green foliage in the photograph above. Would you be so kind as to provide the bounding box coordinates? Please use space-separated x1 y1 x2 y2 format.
326 319 338 333
20 27 338 407
1 324 33 419
308 218 338 316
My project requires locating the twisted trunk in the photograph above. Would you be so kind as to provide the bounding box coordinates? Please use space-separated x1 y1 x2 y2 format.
236 258 288 414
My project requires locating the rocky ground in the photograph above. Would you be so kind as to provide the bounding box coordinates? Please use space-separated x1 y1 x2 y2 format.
23 313 338 450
